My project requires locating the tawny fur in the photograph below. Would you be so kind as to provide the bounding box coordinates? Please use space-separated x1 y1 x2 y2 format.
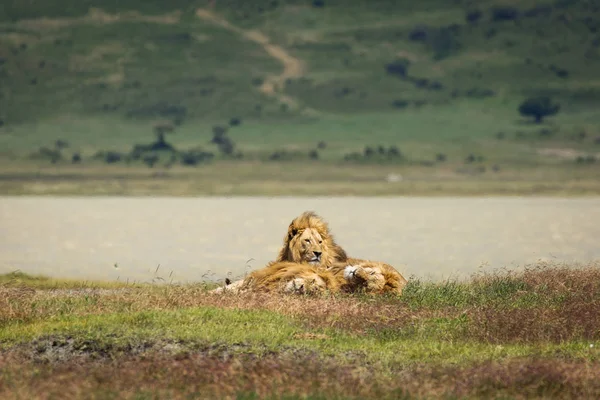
218 262 340 294
212 211 408 295
328 260 408 295
275 211 348 267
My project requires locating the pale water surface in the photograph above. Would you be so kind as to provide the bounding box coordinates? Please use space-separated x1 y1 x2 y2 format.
1 196 599 283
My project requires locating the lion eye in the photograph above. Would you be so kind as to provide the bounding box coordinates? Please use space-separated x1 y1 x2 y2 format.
319 240 323 244
305 239 311 243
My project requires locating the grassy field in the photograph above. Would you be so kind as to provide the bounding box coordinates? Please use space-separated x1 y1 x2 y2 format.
1 261 599 399
1 0 599 195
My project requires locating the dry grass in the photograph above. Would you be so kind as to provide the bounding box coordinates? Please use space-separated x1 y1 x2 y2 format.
1 263 599 399
2 262 599 344
1 352 599 399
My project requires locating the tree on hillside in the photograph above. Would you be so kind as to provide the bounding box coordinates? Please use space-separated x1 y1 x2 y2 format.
152 121 175 150
518 96 560 123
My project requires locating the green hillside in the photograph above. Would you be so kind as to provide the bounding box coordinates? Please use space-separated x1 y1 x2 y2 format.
0 0 599 194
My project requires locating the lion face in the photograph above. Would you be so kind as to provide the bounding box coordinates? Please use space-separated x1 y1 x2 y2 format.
276 211 348 267
334 261 408 295
292 228 325 265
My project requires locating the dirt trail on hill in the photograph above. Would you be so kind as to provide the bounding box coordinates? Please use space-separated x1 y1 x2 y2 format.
195 9 310 111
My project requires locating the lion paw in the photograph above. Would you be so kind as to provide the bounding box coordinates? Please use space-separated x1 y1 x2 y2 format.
343 265 361 280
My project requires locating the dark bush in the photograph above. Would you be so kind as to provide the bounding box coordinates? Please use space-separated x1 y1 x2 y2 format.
104 151 123 164
392 99 410 109
180 150 214 166
436 153 447 162
317 141 327 149
465 154 476 163
518 96 560 123
408 25 429 41
388 146 401 158
549 65 569 78
377 145 386 155
312 0 325 8
466 9 483 23
308 150 319 160
495 132 505 140
491 6 520 22
0 119 4 127
385 59 410 78
71 153 81 164
364 146 375 157
229 117 241 127
55 139 69 149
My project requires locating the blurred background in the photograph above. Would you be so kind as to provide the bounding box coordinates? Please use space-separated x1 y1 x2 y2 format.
0 0 598 196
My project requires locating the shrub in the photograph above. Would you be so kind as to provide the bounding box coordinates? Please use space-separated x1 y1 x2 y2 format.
436 153 447 162
180 150 214 166
71 153 82 164
518 96 560 123
229 117 241 127
385 59 410 78
104 151 123 164
392 99 410 109
388 146 402 158
408 25 429 42
466 9 483 23
308 150 319 160
55 139 69 150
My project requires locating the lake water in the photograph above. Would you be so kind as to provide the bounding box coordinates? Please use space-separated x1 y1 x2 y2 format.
1 196 599 283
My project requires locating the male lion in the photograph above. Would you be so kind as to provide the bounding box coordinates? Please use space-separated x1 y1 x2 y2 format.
212 211 408 295
275 211 348 267
212 261 340 295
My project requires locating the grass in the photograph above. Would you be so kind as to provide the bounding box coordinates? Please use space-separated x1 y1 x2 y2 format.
1 261 599 398
1 0 600 196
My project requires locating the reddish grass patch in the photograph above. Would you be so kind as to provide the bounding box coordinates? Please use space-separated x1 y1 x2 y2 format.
1 352 599 399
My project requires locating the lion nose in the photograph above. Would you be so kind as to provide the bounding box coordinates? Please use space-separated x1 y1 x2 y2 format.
313 251 322 259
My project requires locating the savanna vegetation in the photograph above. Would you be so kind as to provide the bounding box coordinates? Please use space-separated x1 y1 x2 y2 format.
0 0 599 195
1 261 599 399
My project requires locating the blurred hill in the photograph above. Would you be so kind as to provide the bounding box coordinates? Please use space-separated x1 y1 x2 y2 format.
0 0 599 169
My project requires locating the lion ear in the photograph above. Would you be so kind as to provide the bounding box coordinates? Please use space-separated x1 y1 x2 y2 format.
289 227 298 240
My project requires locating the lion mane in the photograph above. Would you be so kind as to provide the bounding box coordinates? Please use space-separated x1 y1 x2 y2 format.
212 211 408 295
275 211 348 267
